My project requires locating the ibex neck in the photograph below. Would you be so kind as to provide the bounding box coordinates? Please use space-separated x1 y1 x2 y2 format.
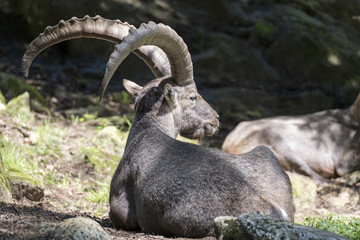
129 113 179 140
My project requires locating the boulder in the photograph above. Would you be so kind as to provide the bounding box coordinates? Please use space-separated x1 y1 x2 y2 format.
193 31 280 88
51 217 111 240
3 91 31 118
288 172 318 213
0 72 47 111
214 214 348 240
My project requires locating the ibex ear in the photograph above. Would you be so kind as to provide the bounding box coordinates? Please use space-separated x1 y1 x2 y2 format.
164 84 176 106
351 93 360 122
123 79 143 98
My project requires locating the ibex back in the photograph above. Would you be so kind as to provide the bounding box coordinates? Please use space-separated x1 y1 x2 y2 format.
22 16 294 237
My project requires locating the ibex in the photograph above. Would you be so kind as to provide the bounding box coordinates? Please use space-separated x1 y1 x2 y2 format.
23 16 294 237
222 94 360 182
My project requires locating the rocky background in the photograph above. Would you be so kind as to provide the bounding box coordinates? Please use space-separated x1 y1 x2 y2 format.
0 0 360 239
1 0 360 138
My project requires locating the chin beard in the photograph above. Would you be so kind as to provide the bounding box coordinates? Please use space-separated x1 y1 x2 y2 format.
180 125 217 140
180 128 205 140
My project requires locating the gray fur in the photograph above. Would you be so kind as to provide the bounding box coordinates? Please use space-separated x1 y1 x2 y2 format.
109 77 294 237
222 94 360 182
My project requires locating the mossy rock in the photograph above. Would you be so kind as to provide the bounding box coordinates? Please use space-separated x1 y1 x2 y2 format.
0 91 6 105
2 169 43 201
0 156 11 203
215 214 348 240
5 170 40 187
193 31 280 87
288 172 317 211
82 146 120 173
266 4 360 89
2 91 32 118
0 72 49 113
80 126 126 173
9 179 44 201
52 217 111 240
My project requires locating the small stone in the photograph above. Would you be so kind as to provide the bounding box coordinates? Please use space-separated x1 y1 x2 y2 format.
9 180 44 201
52 217 111 240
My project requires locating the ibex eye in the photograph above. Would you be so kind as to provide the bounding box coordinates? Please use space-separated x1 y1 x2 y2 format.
190 96 197 102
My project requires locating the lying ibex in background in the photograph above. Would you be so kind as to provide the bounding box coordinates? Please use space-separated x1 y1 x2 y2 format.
23 16 294 237
223 94 360 182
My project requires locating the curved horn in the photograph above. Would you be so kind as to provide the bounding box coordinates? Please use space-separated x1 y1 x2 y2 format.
100 21 194 100
22 15 170 78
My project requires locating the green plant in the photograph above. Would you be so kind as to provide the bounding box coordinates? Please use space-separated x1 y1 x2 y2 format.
112 91 132 105
34 119 64 159
246 109 263 118
44 170 57 185
255 19 275 40
0 134 41 185
85 182 109 204
303 214 360 240
71 113 98 125
0 134 38 175
71 114 80 125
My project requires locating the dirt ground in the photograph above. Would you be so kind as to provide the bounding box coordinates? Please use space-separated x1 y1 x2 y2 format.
0 114 218 240
0 112 359 239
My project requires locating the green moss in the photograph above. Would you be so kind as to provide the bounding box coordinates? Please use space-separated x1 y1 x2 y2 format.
289 173 317 211
82 146 120 173
255 19 275 40
220 219 250 240
3 91 34 124
78 126 127 174
303 214 360 240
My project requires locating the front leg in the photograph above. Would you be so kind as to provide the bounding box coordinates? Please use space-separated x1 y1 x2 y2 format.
286 155 329 183
109 164 139 230
109 189 139 230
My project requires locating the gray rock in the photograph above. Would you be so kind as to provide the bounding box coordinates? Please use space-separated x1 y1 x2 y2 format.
51 217 111 240
193 31 280 88
214 214 348 240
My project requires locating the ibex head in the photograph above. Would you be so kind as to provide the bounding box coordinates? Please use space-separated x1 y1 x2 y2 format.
101 22 219 139
22 16 219 139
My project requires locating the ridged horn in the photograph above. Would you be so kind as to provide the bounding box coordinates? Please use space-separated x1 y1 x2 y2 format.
22 15 170 78
99 21 194 100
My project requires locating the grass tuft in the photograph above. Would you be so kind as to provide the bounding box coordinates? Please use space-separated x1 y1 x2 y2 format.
304 214 360 240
